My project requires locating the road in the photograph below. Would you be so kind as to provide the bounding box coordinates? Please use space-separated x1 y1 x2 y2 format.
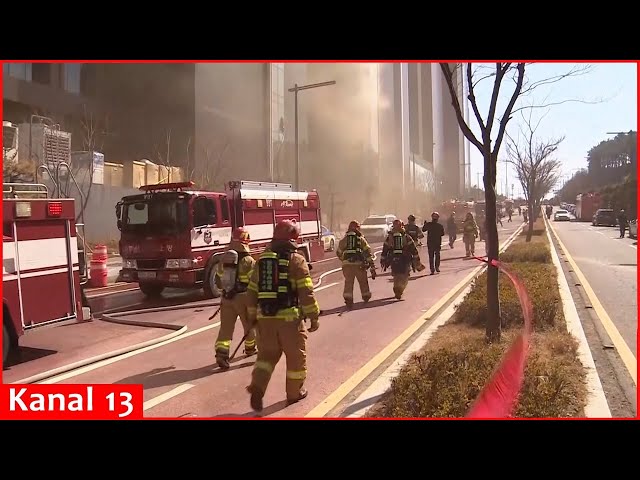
549 217 637 355
18 224 521 417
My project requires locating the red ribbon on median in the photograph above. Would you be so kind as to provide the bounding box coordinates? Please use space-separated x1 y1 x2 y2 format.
465 257 534 419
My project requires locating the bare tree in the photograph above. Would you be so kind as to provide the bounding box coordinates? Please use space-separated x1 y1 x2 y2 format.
506 112 563 242
154 128 174 183
440 62 594 343
72 105 111 221
190 139 230 190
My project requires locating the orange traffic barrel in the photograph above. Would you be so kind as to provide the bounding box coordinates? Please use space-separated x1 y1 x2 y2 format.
89 260 108 288
92 244 108 263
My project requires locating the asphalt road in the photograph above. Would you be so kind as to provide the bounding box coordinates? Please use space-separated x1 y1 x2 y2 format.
31 224 521 417
550 217 637 355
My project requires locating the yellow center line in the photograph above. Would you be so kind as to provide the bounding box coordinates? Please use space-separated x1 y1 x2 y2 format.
548 221 637 385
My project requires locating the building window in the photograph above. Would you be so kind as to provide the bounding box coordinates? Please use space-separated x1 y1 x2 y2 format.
32 64 52 85
271 63 285 144
63 63 82 94
4 63 32 81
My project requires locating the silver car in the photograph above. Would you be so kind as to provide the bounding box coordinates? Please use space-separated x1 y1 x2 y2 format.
359 214 396 243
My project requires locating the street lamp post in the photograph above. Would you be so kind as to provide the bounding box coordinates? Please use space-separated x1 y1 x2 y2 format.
288 80 337 191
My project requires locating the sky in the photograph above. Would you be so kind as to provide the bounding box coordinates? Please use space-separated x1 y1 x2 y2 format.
466 62 637 198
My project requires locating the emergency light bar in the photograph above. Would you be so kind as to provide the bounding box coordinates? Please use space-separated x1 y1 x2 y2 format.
47 202 63 217
139 181 195 192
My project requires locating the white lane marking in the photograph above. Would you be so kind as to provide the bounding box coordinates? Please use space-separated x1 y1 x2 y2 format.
38 321 222 384
316 282 340 292
144 384 195 411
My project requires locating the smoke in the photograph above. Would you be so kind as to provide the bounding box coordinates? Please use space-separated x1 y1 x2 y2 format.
300 63 393 230
195 63 271 189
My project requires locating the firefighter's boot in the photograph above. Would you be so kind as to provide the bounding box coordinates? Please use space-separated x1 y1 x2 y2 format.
287 388 308 405
244 337 258 357
247 385 264 412
215 351 230 370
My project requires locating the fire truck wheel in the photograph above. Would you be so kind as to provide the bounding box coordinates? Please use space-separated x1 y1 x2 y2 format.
139 283 165 298
203 262 222 299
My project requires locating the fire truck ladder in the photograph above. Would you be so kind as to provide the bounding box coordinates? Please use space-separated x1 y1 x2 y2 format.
37 162 88 285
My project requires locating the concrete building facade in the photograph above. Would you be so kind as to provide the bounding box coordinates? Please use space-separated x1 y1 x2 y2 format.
4 62 469 236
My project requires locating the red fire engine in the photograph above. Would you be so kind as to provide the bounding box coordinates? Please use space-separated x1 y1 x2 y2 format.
3 183 87 366
116 180 324 298
576 192 601 222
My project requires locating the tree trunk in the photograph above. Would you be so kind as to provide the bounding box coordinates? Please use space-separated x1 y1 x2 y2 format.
526 200 535 242
484 151 501 343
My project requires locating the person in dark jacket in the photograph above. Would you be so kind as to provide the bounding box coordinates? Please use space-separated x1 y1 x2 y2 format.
617 209 628 238
421 212 445 274
446 212 457 249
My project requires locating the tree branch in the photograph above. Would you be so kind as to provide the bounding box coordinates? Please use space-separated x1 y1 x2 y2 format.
440 63 483 152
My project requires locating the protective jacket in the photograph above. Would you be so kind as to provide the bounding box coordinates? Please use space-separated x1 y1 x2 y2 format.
336 231 373 266
382 228 420 273
463 218 479 239
247 240 320 322
215 240 255 297
405 222 423 243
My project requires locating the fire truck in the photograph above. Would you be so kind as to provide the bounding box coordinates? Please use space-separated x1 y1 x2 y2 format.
576 192 601 222
2 183 88 367
116 180 324 298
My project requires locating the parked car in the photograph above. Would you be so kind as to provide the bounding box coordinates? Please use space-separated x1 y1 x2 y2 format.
628 219 637 239
554 209 571 222
359 214 397 243
321 225 336 251
592 208 617 227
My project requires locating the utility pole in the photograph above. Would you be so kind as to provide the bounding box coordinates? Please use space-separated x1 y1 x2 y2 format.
288 80 337 191
499 159 509 198
476 172 481 200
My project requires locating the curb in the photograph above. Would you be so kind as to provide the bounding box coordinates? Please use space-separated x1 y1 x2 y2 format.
331 223 525 418
544 217 612 418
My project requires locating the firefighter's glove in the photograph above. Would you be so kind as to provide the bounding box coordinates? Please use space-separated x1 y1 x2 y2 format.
308 318 320 332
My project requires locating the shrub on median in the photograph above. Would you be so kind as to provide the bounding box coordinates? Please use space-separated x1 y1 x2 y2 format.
499 242 551 263
368 324 586 418
453 263 561 330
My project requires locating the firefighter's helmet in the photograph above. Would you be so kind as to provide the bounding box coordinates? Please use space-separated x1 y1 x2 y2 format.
232 227 251 244
408 214 416 222
348 220 360 232
273 220 300 241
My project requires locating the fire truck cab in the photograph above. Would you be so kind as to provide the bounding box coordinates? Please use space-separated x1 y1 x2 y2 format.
116 180 324 299
2 183 88 367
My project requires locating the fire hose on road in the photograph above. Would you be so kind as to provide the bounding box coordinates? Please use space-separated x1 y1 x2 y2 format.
11 255 373 385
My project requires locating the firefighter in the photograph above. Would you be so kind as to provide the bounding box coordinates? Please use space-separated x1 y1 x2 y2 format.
617 209 628 238
422 212 445 274
336 220 375 308
405 214 424 246
382 219 424 299
462 212 479 257
246 220 320 412
446 212 457 249
214 227 257 369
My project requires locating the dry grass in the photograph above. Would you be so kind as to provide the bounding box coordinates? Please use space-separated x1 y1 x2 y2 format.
367 323 586 418
365 218 588 418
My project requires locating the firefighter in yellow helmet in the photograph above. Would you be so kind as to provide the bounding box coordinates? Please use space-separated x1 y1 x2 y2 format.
336 220 375 308
462 212 479 257
382 219 424 299
246 220 320 412
214 227 257 369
